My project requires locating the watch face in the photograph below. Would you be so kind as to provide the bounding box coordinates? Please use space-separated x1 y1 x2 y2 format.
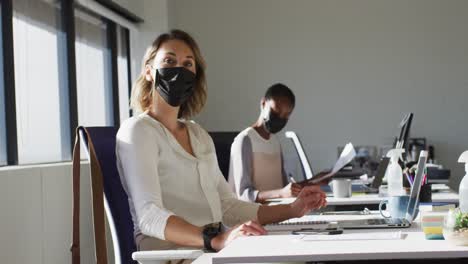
204 223 221 237
205 227 219 236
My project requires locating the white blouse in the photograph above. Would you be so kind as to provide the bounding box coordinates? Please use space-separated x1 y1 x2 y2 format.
116 112 259 242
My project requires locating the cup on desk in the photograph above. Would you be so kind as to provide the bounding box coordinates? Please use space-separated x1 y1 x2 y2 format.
379 195 410 219
330 179 352 198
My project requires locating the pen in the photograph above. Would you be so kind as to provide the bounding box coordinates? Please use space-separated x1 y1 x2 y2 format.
405 172 413 187
424 168 428 185
289 176 296 183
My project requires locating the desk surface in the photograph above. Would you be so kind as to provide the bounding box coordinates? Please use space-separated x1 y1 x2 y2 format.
212 213 468 264
134 211 468 264
213 232 468 263
135 187 460 264
267 191 459 206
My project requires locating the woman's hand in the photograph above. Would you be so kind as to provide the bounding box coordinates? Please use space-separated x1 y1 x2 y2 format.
310 170 333 186
290 185 327 218
210 220 267 251
280 183 303 198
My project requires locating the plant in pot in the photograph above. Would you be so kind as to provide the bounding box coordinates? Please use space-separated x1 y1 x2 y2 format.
443 209 468 246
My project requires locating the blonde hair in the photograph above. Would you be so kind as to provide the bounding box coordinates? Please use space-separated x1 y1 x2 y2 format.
130 29 207 118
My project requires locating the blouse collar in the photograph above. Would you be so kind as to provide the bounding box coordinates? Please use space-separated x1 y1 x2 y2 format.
140 111 207 161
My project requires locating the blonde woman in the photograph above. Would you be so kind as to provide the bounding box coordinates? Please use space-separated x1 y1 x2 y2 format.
116 29 327 262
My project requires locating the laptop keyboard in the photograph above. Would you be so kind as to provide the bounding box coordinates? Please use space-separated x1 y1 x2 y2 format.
367 219 391 225
367 218 405 225
338 218 410 229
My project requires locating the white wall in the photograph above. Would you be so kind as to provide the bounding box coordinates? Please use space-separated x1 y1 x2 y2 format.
130 0 169 83
167 0 468 189
0 1 169 263
113 0 144 18
0 163 106 264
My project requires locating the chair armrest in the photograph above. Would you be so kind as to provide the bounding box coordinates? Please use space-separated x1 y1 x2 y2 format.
191 253 215 264
132 250 204 264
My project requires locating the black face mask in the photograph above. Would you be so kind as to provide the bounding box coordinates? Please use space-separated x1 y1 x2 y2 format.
155 67 196 107
263 108 288 134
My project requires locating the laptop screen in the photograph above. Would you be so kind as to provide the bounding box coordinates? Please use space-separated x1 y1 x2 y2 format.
371 157 390 189
405 150 428 221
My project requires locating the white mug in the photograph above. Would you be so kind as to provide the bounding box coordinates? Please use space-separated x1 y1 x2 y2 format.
330 179 352 198
378 195 410 219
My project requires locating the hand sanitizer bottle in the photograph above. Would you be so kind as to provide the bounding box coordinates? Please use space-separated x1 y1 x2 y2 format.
458 150 468 213
386 148 406 196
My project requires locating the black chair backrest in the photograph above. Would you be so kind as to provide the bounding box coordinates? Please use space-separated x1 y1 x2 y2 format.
208 132 239 181
79 127 136 264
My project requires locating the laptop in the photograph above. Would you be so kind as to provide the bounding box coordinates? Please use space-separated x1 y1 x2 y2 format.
338 151 427 229
285 113 413 190
266 151 427 231
359 157 390 194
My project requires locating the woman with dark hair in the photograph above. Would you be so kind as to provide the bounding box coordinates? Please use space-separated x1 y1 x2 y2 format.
229 83 303 203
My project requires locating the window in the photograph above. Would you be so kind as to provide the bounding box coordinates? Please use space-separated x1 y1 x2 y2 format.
12 0 70 164
0 3 7 166
117 25 130 122
75 9 114 127
2 1 133 165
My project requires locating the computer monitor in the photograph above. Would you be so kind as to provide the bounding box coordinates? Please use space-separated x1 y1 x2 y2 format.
370 113 413 189
394 113 413 161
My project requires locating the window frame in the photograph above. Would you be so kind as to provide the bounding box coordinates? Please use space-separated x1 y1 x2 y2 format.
0 2 7 166
0 0 133 166
1 0 18 165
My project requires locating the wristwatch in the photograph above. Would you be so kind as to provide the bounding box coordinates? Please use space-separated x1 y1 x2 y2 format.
202 222 222 252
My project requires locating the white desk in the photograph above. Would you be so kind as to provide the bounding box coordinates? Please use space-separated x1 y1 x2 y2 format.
133 211 467 264
213 232 468 263
134 187 460 264
212 214 468 263
267 191 459 206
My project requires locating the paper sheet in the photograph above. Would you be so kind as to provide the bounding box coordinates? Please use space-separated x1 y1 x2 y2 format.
331 143 356 174
301 231 405 241
308 142 356 184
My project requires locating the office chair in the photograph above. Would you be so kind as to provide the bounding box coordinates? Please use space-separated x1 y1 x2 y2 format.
74 127 202 264
285 131 314 180
208 131 239 181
